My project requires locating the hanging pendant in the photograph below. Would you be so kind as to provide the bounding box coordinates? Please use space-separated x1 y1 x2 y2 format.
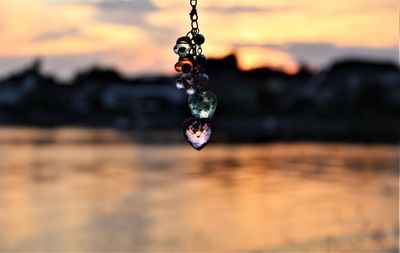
173 0 217 150
188 91 217 118
182 118 214 150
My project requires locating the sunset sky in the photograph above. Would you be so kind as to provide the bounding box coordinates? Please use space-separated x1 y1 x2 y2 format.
0 0 397 79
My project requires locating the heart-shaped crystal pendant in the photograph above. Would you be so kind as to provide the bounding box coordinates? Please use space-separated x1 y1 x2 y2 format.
188 91 217 118
182 118 214 150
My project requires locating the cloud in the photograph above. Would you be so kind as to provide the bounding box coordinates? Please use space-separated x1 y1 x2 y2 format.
203 6 293 14
47 0 157 11
95 0 157 12
236 42 398 67
280 43 398 66
0 0 397 78
32 27 81 42
82 0 178 45
91 0 157 26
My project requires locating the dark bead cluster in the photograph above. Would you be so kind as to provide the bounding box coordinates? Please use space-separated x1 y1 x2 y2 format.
175 68 209 95
173 35 208 94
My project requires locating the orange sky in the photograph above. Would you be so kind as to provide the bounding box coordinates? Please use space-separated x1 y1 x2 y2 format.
0 0 397 79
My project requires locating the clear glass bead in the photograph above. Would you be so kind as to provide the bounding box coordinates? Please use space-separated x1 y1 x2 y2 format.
182 73 195 86
176 78 185 89
173 42 190 57
182 118 214 150
188 91 217 118
198 73 209 86
186 87 196 95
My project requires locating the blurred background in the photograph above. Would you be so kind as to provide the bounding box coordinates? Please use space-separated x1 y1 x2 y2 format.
0 0 399 252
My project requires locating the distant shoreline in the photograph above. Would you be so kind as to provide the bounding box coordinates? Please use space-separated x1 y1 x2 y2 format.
0 125 398 145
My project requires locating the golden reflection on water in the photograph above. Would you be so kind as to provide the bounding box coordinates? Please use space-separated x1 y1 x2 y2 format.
0 128 398 252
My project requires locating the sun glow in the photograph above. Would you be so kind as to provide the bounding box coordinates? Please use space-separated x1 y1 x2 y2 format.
0 0 397 78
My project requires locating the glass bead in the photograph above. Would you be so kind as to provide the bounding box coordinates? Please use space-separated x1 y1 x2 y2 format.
175 78 185 89
182 118 214 150
176 36 191 44
174 57 194 73
182 73 194 86
181 64 192 73
173 42 190 57
198 73 209 86
174 62 180 72
193 34 205 45
186 87 196 95
196 54 207 65
188 91 217 118
181 72 208 88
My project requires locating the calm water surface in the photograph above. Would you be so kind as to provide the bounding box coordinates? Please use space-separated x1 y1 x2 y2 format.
0 128 398 252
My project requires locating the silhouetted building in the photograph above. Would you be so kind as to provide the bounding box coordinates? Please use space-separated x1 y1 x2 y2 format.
0 55 398 142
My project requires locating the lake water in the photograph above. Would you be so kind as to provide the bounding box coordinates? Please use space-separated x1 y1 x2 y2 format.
0 128 398 252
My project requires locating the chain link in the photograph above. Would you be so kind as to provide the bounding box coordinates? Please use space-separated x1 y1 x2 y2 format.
188 0 202 55
189 0 199 36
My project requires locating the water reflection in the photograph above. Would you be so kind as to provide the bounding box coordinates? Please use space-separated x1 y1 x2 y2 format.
0 129 398 252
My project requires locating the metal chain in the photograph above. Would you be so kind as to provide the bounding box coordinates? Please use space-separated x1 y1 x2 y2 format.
189 0 199 35
189 0 202 56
